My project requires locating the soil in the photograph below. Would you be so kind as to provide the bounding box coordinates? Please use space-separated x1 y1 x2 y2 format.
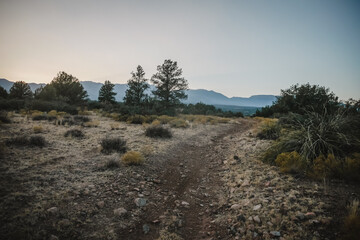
0 113 359 240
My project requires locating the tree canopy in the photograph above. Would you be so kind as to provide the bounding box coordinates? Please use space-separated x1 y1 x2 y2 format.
9 81 33 99
151 59 188 108
0 86 8 99
124 65 149 106
50 71 88 103
98 80 116 103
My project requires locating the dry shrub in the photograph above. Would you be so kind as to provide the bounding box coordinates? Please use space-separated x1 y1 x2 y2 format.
126 115 146 124
83 120 100 127
157 115 176 124
47 110 58 117
343 153 360 181
74 115 90 123
64 129 84 139
256 118 280 140
106 159 121 169
121 151 144 166
312 154 342 179
0 111 11 124
145 126 172 138
169 119 189 128
151 119 161 126
7 136 46 147
29 136 46 147
78 109 91 115
101 137 127 154
343 199 360 240
31 110 43 118
0 142 6 158
275 151 305 173
157 230 183 240
217 117 231 123
33 125 43 133
110 122 120 130
140 145 154 157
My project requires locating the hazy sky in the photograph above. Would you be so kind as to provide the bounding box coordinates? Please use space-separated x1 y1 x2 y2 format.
1 0 359 100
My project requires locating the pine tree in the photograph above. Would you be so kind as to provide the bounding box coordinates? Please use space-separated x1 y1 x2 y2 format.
124 65 149 105
151 59 188 108
9 81 33 99
0 86 8 99
98 80 116 103
50 71 88 104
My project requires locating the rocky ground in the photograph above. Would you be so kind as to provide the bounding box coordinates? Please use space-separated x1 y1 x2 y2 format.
0 113 359 240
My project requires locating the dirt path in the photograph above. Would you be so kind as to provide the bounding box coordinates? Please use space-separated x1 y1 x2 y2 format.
118 120 253 239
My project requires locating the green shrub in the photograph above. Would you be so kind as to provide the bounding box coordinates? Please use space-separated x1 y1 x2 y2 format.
64 129 85 139
145 126 172 138
101 137 127 154
121 151 145 165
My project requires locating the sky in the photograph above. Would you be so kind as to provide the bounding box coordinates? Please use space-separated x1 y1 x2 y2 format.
0 0 359 100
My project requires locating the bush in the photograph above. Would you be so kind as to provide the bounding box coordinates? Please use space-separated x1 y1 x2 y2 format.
29 136 46 147
0 142 6 158
6 136 29 146
256 118 280 140
169 118 189 128
110 122 120 130
121 151 145 165
0 111 11 123
126 114 146 124
105 159 121 168
33 125 43 133
145 126 172 138
74 115 90 123
101 137 127 154
275 151 305 173
343 199 360 240
83 120 100 127
343 153 360 181
64 129 85 139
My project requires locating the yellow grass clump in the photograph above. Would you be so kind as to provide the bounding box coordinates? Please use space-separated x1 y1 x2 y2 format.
151 119 161 126
84 120 100 127
47 110 58 117
140 145 154 157
169 118 189 128
157 115 176 124
110 122 120 130
121 151 145 166
343 199 360 240
275 151 304 173
33 125 43 133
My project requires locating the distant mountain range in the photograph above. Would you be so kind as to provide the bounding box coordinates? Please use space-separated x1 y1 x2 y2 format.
0 78 277 108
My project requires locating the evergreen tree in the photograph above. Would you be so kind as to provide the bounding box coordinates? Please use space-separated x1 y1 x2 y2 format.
34 84 57 101
9 81 33 99
0 86 8 99
98 80 116 103
124 65 149 105
151 59 188 108
50 71 87 104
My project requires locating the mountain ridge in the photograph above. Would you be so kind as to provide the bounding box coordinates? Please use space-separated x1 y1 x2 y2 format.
0 78 276 107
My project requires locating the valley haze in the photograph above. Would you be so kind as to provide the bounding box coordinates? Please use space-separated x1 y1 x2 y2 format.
0 78 276 108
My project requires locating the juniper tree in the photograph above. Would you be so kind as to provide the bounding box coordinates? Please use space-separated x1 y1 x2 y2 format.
0 86 8 99
9 81 33 99
151 59 188 108
124 65 149 106
98 80 116 104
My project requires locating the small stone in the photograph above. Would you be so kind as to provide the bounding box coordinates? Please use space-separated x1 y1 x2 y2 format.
181 201 190 206
47 207 58 214
135 198 147 207
58 219 71 227
231 204 241 210
253 216 261 223
305 212 316 218
253 204 262 211
97 201 105 208
143 224 150 234
270 231 281 237
114 208 127 217
49 235 58 240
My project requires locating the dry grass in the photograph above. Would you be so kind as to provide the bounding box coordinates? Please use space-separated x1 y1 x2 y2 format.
33 125 44 133
83 120 100 127
343 199 360 240
121 151 145 165
110 122 120 130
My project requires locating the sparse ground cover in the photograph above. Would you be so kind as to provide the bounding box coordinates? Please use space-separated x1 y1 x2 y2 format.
0 112 359 240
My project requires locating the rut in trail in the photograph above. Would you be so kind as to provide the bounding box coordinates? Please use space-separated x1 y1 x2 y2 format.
118 120 252 240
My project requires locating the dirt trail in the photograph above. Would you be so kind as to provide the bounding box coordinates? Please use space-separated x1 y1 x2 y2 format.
118 119 253 239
